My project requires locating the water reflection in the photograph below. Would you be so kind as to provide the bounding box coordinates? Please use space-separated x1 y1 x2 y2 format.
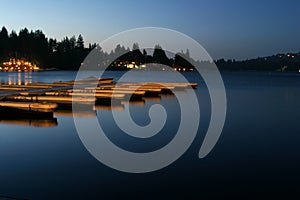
0 118 57 127
143 96 162 102
5 71 33 85
54 110 97 117
94 104 125 111
121 100 145 105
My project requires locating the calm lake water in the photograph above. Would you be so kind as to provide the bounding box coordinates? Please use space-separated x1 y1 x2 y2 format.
0 70 300 199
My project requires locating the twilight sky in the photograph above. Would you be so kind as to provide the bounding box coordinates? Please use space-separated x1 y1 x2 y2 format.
1 0 299 60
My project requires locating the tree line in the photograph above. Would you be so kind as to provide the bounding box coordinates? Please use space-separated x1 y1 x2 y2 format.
215 53 300 71
105 43 195 71
0 26 299 71
0 26 93 70
0 27 194 70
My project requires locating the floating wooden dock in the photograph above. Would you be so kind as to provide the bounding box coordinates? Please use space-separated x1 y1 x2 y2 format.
0 77 198 122
0 106 54 119
0 101 57 112
5 95 96 104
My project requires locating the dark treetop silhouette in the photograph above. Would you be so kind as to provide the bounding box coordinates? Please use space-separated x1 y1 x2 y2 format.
0 27 299 72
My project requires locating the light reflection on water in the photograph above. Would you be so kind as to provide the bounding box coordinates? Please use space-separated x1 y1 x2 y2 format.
0 71 300 199
4 71 34 85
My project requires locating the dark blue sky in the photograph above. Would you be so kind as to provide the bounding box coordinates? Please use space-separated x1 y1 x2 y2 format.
1 0 300 59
